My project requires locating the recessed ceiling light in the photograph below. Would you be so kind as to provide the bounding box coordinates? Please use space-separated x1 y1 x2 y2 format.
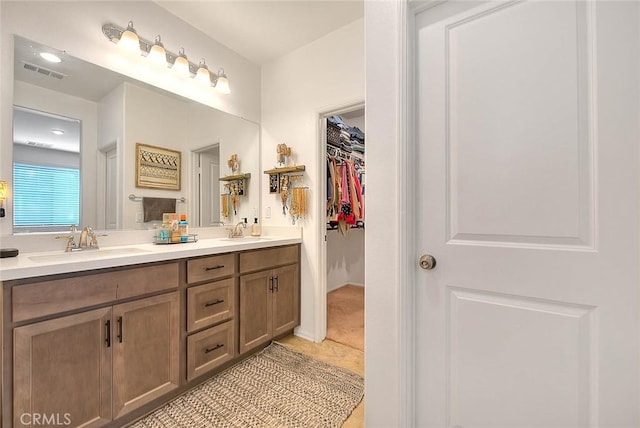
40 52 62 63
51 129 65 135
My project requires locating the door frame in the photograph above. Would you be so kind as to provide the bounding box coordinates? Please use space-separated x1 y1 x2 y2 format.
315 99 365 344
394 0 441 425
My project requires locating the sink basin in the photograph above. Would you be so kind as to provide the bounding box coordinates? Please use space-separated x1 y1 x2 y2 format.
219 237 270 242
28 247 151 263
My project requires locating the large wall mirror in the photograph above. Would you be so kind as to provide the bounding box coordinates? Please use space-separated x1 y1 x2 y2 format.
12 35 259 233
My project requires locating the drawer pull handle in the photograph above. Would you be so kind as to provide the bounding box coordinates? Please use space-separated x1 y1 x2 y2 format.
117 316 123 343
205 343 224 354
274 276 279 293
205 265 225 271
105 320 111 348
205 299 225 307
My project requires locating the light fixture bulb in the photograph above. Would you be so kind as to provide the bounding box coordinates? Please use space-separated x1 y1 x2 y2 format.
118 21 140 54
0 180 7 200
39 52 62 63
194 59 211 85
146 35 167 67
172 47 190 78
214 69 230 94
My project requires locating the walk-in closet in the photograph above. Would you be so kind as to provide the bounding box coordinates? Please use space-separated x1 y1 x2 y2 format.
324 108 365 351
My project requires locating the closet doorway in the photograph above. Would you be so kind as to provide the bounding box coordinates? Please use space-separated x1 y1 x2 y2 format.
320 103 365 352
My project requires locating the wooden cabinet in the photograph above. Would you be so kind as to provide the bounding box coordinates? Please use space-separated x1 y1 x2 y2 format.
185 254 237 381
10 261 180 428
5 245 299 427
14 308 112 428
186 278 235 333
239 246 300 354
13 292 179 426
186 320 235 381
112 292 180 418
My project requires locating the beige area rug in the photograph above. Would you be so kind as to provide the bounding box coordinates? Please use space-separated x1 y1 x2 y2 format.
130 342 364 428
326 285 364 351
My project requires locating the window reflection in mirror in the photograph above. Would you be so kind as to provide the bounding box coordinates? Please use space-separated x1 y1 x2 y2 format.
13 107 81 233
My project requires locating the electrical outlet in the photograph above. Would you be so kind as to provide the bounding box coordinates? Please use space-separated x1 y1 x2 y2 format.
136 212 143 223
266 206 271 219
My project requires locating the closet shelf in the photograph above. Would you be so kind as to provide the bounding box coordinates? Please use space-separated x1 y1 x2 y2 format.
219 173 251 182
263 165 306 175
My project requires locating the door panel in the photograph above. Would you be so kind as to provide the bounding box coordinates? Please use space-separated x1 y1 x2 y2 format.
272 264 300 336
112 292 179 418
444 1 592 248
239 270 272 354
415 1 639 427
14 307 112 428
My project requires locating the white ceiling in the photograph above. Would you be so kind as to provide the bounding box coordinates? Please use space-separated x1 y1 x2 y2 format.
156 0 364 65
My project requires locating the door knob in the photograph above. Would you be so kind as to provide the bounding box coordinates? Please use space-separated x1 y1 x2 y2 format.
419 254 436 270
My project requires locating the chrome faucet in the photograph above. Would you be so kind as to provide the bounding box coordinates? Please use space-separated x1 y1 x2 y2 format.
228 220 247 238
79 226 100 249
56 225 101 252
55 225 79 252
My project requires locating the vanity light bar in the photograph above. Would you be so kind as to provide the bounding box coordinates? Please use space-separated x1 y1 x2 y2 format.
102 22 230 93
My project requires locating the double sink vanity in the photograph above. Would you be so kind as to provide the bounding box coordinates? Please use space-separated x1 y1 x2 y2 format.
0 231 301 427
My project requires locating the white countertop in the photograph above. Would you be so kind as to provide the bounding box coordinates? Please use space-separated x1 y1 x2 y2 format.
0 230 301 282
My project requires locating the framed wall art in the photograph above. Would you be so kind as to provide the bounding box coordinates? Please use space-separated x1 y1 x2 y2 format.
135 143 181 190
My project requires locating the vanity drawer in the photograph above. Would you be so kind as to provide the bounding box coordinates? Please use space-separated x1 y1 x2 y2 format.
12 273 117 322
187 253 235 284
239 245 298 273
187 278 235 332
187 320 235 381
114 262 179 299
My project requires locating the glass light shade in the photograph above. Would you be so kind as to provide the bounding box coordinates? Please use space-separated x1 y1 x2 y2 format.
40 52 62 63
215 72 230 94
118 22 140 54
172 48 190 78
147 37 167 67
194 60 211 85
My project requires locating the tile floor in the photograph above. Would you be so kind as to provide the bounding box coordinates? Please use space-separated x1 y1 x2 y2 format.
278 335 364 428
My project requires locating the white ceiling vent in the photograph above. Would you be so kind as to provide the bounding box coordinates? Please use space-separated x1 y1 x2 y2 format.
22 61 66 80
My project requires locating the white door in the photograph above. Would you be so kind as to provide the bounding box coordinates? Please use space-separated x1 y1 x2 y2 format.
195 147 220 227
415 1 639 427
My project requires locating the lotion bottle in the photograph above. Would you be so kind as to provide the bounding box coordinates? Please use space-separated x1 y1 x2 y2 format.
179 214 189 242
251 218 261 236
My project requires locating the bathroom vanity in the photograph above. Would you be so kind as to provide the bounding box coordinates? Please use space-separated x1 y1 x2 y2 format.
0 236 301 427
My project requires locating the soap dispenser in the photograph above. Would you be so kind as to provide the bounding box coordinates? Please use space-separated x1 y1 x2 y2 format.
251 218 261 236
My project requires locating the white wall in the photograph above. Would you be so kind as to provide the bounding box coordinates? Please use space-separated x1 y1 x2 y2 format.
261 18 364 340
187 102 260 225
0 0 262 235
122 82 189 229
326 228 365 292
364 1 407 426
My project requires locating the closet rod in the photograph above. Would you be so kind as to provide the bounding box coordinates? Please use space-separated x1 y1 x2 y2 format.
128 194 186 203
327 145 364 164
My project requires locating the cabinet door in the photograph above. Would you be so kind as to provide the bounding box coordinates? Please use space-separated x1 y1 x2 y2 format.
112 292 179 418
271 264 300 337
239 270 272 354
14 307 112 428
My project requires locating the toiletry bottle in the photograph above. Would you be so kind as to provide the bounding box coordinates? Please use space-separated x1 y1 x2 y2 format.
170 214 181 243
179 214 189 242
251 218 261 236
